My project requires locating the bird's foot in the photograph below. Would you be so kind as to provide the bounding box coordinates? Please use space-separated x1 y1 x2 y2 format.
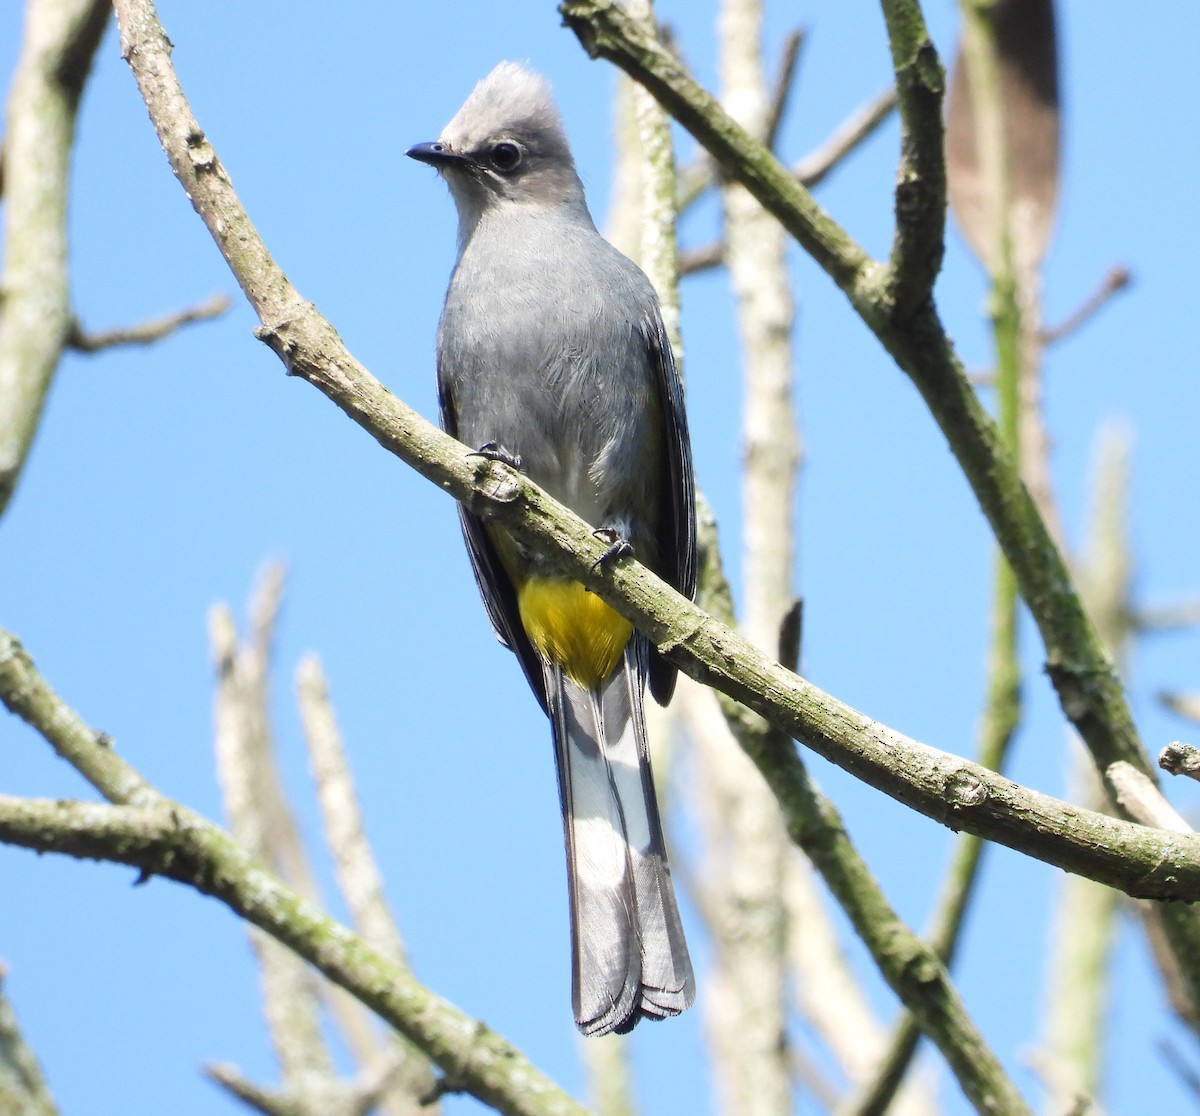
469 442 523 471
591 528 634 572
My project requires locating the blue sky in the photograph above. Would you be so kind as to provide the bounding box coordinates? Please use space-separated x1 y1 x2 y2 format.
2 2 1199 1114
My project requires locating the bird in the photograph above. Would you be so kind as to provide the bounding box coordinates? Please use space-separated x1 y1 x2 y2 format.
407 61 696 1036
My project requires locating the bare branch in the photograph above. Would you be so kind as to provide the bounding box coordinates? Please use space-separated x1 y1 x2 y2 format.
296 655 438 1116
678 240 724 275
0 973 57 1116
1109 761 1192 833
689 508 1027 1115
679 83 899 274
792 84 898 189
1041 266 1131 346
1135 600 1200 633
764 28 805 152
578 1035 635 1116
0 0 111 520
205 1058 401 1116
697 1 799 1108
211 569 340 1100
67 294 232 353
297 656 409 965
1157 1039 1200 1105
877 0 947 317
1162 695 1200 727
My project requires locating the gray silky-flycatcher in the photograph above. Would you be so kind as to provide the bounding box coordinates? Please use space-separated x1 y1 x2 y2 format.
408 62 696 1037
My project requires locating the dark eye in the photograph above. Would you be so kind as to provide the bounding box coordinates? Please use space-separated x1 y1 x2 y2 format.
490 142 522 172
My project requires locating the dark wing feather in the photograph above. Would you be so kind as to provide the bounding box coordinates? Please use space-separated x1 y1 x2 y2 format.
641 313 697 707
437 365 550 713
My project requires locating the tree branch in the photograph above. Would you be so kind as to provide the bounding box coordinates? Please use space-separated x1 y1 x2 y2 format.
209 571 341 1105
877 0 947 317
67 293 231 353
0 0 111 519
296 654 439 1116
0 973 57 1116
1041 265 1131 346
0 627 588 1116
764 28 805 153
0 792 588 1116
694 2 796 1109
791 84 898 189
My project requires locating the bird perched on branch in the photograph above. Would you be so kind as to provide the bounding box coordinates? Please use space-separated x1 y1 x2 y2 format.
408 61 696 1036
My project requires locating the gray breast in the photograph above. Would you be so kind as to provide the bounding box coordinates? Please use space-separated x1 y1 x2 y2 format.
437 214 662 538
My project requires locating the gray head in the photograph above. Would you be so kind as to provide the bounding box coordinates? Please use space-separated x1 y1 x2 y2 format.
407 62 588 237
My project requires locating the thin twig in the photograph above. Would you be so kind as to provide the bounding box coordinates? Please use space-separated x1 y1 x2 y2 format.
678 241 725 275
1161 696 1200 727
205 1057 403 1116
67 294 231 353
792 84 898 188
1157 1039 1200 1105
680 83 899 276
1135 600 1200 633
1041 266 1131 345
765 28 805 152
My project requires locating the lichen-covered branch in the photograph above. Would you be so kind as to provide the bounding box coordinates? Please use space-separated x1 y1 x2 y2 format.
562 1 875 298
555 0 1148 773
877 0 947 317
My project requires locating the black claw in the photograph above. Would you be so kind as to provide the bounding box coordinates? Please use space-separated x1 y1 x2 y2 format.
469 442 523 470
591 528 634 572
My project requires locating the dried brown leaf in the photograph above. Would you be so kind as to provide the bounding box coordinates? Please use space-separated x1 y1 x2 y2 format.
946 0 1061 270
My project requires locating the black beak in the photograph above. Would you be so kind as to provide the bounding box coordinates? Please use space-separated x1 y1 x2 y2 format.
406 141 473 169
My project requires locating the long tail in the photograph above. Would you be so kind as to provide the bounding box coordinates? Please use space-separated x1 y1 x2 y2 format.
546 643 694 1036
